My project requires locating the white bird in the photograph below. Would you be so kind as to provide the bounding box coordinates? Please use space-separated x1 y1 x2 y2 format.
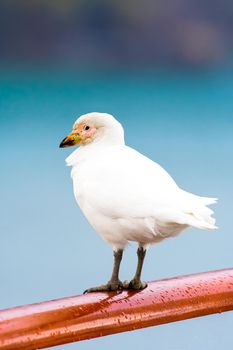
60 112 217 293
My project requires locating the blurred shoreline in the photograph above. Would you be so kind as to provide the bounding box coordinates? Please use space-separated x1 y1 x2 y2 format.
1 1 233 69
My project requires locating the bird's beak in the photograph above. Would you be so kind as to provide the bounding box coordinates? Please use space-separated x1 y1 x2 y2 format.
59 132 82 148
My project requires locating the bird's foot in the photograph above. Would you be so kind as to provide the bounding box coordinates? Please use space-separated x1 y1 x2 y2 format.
83 279 124 294
123 278 147 290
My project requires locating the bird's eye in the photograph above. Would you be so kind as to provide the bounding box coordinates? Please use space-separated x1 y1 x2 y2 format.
84 125 90 131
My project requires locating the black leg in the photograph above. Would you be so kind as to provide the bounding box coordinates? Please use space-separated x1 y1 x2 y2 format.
110 249 123 283
84 249 124 293
123 246 148 290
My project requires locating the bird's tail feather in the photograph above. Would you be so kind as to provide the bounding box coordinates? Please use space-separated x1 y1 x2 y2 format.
174 193 218 230
170 192 217 230
199 196 218 206
184 197 218 230
175 211 217 230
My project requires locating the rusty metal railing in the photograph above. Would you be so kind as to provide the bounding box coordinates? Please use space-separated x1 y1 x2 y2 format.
0 268 233 350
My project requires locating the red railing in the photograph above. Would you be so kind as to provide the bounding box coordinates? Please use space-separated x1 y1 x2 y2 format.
0 268 233 350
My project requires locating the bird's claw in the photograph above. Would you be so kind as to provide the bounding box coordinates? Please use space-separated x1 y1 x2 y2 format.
123 279 147 290
83 280 124 294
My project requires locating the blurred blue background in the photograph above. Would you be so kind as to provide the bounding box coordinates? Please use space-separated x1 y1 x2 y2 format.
0 1 233 349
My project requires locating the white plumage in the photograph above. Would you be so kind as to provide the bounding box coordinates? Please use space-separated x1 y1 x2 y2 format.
60 112 217 291
65 112 217 249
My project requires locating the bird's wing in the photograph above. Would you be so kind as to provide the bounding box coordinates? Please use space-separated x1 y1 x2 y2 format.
77 145 180 218
75 145 217 230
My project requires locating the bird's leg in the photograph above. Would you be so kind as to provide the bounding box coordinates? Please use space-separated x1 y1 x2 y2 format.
109 249 123 285
123 246 148 290
84 249 124 293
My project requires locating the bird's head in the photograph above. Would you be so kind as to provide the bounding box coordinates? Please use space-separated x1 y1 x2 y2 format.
59 112 124 148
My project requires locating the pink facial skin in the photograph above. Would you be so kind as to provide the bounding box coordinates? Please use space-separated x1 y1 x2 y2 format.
74 123 97 144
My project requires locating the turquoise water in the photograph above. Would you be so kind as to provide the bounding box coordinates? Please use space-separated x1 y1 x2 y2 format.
1 68 233 349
